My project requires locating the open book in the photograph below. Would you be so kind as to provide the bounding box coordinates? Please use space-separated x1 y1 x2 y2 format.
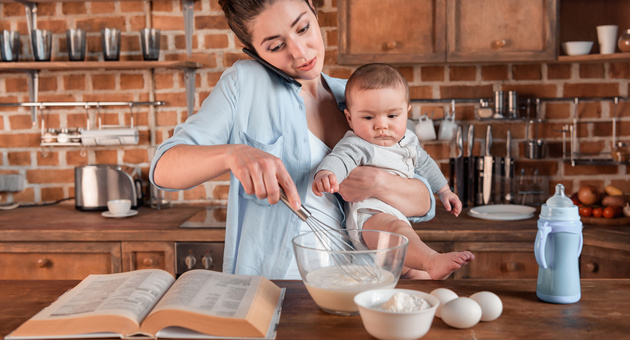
6 269 285 340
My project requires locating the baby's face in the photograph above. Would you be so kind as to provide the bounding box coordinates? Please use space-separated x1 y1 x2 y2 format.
345 87 410 147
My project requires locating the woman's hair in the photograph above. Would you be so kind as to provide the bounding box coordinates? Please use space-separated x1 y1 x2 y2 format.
345 63 410 109
218 0 322 51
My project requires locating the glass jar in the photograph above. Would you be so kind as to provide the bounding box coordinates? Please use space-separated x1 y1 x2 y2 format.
618 29 630 52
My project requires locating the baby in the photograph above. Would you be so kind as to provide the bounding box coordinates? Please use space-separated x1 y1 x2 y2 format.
312 63 473 280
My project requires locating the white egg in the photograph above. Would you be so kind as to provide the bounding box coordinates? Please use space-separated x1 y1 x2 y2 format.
441 297 482 329
470 291 503 321
429 288 458 318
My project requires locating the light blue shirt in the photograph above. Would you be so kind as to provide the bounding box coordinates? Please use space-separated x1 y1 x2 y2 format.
150 60 435 279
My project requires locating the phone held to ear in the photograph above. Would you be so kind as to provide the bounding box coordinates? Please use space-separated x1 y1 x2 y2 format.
242 48 301 87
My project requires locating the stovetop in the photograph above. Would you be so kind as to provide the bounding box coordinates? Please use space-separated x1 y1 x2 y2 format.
178 206 227 229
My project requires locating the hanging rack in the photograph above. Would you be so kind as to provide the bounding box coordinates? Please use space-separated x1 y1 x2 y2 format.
0 101 165 108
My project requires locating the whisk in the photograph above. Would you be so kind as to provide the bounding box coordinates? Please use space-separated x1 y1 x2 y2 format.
279 190 382 282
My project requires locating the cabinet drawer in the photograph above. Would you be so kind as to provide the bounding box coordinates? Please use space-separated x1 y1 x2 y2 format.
580 245 630 278
453 242 538 279
122 242 175 276
0 242 121 280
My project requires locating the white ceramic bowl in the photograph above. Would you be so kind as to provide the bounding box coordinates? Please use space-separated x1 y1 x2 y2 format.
562 41 593 56
107 199 131 216
292 229 408 315
354 289 439 340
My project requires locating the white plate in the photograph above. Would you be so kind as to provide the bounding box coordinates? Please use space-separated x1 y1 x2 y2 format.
102 209 138 218
468 205 536 221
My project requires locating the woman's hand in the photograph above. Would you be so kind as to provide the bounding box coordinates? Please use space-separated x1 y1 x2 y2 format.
225 144 300 209
338 166 431 217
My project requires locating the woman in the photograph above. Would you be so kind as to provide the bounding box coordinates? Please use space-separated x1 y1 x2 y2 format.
150 0 435 279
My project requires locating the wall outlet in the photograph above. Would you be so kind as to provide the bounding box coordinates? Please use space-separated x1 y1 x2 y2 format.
0 174 25 192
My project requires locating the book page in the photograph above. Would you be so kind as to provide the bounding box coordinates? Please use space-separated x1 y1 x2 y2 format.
32 269 175 324
149 270 261 318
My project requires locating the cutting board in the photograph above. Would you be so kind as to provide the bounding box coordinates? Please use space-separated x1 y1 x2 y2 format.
581 216 630 226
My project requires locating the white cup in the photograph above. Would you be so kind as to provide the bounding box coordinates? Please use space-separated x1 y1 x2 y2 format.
415 114 436 141
597 25 618 54
107 199 131 216
438 114 457 141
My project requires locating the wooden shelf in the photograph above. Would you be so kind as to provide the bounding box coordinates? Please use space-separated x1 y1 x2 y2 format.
556 52 630 63
0 60 202 71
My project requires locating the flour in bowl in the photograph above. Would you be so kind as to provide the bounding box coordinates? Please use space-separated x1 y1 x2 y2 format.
378 292 431 312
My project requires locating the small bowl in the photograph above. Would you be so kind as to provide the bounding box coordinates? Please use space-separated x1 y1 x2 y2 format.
292 229 408 315
354 289 439 340
562 41 593 56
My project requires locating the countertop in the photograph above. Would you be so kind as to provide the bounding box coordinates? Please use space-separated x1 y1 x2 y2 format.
0 204 628 251
1 279 628 339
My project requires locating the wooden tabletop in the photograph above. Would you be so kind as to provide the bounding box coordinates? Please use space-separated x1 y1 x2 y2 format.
1 279 628 339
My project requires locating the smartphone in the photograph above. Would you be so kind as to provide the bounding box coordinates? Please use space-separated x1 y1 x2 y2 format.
242 48 301 87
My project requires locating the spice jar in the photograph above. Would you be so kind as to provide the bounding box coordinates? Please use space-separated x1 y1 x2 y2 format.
618 29 630 52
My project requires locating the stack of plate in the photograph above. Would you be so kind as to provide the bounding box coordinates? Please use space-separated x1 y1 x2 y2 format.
468 205 536 221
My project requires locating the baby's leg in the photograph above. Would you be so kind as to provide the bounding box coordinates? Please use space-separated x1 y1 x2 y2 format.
401 267 431 280
363 213 475 280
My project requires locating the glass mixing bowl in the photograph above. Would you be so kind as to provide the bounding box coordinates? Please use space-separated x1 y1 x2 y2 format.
292 229 408 315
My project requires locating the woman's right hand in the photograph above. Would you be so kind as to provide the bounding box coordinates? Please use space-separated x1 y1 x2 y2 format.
225 144 301 209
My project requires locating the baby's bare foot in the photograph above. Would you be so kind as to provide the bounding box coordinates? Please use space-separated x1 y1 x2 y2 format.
425 251 475 280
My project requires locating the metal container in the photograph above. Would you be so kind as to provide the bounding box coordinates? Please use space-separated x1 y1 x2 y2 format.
507 91 519 119
525 139 547 159
494 91 505 118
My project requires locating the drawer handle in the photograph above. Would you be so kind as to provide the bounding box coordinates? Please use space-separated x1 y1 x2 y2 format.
142 258 155 267
503 262 518 272
493 39 507 49
583 262 598 273
384 41 398 51
37 258 51 268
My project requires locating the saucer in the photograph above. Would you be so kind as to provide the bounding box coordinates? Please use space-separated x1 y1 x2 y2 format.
102 209 138 218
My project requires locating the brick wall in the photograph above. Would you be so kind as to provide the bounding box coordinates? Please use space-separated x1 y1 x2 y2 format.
1 0 629 207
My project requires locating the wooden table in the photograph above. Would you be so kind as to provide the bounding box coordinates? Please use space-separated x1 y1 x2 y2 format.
1 279 628 339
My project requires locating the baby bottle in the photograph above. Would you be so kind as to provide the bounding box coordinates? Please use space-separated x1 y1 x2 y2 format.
534 183 583 304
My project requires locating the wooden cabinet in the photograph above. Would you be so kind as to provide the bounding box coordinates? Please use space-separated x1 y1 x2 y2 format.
338 0 446 64
446 0 557 62
453 242 538 279
580 245 630 278
338 0 557 64
121 242 175 273
0 242 121 280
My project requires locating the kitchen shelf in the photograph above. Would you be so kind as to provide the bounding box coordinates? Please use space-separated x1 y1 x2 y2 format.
556 52 630 63
0 61 201 71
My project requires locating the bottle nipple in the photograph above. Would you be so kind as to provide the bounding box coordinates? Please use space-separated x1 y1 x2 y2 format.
546 183 574 208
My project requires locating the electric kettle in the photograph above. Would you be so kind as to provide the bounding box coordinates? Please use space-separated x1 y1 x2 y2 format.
534 183 583 304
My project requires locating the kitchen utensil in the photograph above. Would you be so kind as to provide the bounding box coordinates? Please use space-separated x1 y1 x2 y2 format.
535 184 583 304
279 190 381 283
507 91 519 119
354 289 439 339
292 229 406 315
494 91 505 118
415 114 436 141
481 125 493 205
466 125 475 207
140 28 160 61
449 126 465 202
525 139 547 159
561 41 593 56
503 130 515 204
66 29 86 61
438 101 457 141
596 25 618 54
1 30 20 62
31 29 52 61
75 164 143 211
101 28 121 61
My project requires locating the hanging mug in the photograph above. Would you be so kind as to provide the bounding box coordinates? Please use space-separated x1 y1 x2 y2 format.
438 112 457 141
415 114 436 141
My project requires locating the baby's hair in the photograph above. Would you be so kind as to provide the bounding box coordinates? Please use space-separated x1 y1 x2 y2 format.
345 63 410 109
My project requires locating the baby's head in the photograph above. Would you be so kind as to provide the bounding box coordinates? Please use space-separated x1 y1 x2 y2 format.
344 63 411 147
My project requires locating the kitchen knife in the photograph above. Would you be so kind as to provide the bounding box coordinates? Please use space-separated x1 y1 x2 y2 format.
504 130 515 204
482 125 493 205
454 126 465 201
466 125 475 207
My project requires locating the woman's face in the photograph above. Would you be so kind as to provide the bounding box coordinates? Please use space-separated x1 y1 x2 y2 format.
250 0 325 82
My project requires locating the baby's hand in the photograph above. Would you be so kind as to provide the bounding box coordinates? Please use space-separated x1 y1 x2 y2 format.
438 189 462 217
312 170 339 196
